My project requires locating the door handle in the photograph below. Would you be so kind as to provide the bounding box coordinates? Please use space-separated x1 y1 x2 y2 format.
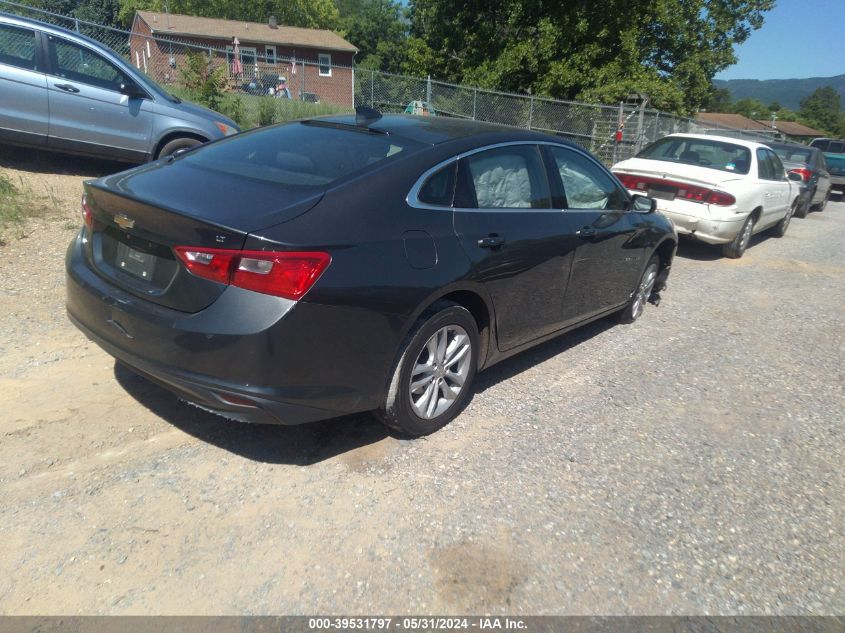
477 235 505 248
55 83 80 93
576 226 597 238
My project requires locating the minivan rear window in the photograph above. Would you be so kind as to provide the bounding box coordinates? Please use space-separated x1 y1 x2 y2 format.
636 137 751 174
180 122 422 188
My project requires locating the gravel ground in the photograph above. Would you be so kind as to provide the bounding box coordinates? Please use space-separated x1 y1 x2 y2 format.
0 148 843 615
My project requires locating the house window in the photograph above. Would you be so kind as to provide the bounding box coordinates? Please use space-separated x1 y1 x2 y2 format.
265 46 276 65
318 53 331 77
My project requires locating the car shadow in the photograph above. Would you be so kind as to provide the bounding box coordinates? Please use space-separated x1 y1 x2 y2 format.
474 315 617 392
675 233 773 261
114 315 622 463
0 144 134 178
113 362 396 466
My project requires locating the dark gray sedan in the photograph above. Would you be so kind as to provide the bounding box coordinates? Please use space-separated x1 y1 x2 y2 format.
769 142 831 217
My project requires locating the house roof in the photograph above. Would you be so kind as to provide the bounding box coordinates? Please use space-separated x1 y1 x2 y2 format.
755 119 826 137
135 11 358 53
695 112 771 131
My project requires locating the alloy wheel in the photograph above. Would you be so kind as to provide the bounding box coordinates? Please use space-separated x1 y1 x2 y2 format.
409 324 472 419
631 264 658 320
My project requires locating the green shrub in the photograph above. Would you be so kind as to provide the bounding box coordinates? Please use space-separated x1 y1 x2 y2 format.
179 51 226 111
258 97 277 126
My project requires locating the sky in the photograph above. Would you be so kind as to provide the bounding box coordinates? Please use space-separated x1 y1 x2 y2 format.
715 0 845 80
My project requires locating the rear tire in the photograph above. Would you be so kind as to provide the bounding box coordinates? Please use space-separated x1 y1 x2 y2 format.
619 255 659 324
156 137 202 160
794 195 809 218
377 302 478 437
813 190 830 212
722 213 755 258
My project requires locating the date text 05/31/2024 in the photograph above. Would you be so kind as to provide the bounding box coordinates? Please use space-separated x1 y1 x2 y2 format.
307 617 528 630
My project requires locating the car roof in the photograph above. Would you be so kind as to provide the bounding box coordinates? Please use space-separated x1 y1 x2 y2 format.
312 113 572 148
662 133 772 151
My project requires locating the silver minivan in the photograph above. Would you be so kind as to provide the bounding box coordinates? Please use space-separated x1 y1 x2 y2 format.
0 13 239 162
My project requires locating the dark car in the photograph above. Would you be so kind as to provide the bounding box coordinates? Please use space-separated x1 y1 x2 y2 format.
768 142 831 216
66 113 676 436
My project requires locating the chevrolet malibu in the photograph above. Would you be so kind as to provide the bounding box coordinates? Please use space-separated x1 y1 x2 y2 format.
613 134 800 258
66 113 676 436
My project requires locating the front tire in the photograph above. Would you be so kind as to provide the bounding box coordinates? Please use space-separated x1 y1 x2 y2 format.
772 202 794 237
156 137 202 160
722 213 755 258
378 302 479 436
619 255 659 324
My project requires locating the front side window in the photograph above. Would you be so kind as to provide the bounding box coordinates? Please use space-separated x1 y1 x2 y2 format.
757 148 775 180
0 24 38 71
50 37 125 90
318 53 331 77
457 145 550 209
766 149 785 181
637 137 751 174
549 146 627 210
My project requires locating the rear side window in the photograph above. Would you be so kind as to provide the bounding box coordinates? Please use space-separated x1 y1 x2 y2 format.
417 162 456 206
829 141 845 154
49 36 126 90
457 145 550 209
810 139 829 151
0 24 37 71
181 122 422 189
637 137 751 174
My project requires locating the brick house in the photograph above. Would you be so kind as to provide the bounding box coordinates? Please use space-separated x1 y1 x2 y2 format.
129 11 358 106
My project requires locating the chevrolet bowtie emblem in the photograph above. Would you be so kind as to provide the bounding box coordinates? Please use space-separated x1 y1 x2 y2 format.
115 213 135 230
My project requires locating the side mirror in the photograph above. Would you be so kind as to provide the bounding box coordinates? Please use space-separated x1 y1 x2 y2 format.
630 194 657 213
787 171 803 182
120 81 146 99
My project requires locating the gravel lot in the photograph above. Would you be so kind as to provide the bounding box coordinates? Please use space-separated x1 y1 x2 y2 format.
0 147 843 615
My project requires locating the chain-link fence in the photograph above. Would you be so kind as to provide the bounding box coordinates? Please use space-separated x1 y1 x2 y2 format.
355 69 781 164
2 0 780 164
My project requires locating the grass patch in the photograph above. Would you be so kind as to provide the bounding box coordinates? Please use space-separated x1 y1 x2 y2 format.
168 87 352 129
0 173 26 239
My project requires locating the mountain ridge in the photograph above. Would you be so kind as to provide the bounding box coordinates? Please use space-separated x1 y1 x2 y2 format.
713 74 845 110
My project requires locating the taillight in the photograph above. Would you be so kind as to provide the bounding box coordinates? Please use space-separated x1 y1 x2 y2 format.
614 173 735 206
173 247 331 300
789 167 812 182
615 173 648 192
706 190 736 206
81 193 93 230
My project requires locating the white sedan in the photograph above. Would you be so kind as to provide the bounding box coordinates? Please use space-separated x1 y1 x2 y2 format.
612 134 801 258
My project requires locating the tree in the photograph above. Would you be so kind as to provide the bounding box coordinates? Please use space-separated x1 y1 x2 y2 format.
702 87 733 112
799 86 841 133
335 0 407 72
407 0 774 114
731 97 769 119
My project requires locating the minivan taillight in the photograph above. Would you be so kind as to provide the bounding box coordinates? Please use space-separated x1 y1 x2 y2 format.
789 167 812 182
173 247 331 300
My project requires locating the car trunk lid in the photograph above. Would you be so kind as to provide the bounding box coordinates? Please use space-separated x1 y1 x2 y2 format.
83 163 324 313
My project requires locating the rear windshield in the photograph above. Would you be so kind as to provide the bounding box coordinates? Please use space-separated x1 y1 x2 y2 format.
180 121 422 188
636 137 751 174
772 145 811 163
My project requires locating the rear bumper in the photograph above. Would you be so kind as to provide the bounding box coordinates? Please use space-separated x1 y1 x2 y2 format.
829 175 845 192
657 209 744 245
65 231 371 425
